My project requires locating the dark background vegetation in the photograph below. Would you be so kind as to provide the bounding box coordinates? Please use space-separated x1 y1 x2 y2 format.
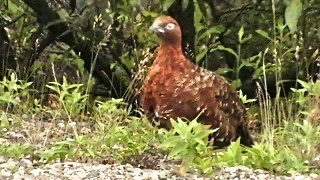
1 0 320 108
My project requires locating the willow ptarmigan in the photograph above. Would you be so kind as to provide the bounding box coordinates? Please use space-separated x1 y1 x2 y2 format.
140 16 254 148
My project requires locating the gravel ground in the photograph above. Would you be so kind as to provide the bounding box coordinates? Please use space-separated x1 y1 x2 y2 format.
1 118 319 179
0 157 319 180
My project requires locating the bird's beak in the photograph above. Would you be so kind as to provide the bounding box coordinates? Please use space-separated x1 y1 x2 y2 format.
149 19 165 33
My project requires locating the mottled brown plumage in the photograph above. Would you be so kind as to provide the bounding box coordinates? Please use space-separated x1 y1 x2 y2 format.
141 16 254 148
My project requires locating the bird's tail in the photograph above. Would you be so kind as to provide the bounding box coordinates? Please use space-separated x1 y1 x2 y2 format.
237 124 254 147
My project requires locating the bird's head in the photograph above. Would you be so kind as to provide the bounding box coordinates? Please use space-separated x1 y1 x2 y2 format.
150 16 182 46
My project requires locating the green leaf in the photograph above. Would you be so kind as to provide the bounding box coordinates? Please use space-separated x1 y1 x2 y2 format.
163 136 181 147
194 131 212 145
194 0 204 32
170 141 188 156
256 30 273 41
196 47 208 62
285 0 302 32
241 34 252 44
297 79 311 90
231 79 242 89
213 45 238 58
188 119 199 129
162 0 175 11
171 119 187 135
182 0 189 10
198 25 225 41
238 27 244 42
0 92 17 104
8 0 23 13
86 148 95 157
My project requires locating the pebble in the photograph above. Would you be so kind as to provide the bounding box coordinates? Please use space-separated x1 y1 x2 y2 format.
20 159 32 167
310 173 319 179
0 156 6 163
0 169 12 177
1 159 17 170
30 168 43 176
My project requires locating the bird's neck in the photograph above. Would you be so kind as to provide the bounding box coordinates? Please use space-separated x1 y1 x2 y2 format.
154 43 193 71
158 43 184 60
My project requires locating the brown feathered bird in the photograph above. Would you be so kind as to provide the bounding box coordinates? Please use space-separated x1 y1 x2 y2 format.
141 16 254 148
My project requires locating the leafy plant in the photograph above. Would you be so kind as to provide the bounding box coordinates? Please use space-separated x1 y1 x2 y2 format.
46 76 88 117
94 98 128 120
215 140 311 174
281 120 320 162
160 118 216 175
291 79 320 114
0 72 32 108
238 89 257 105
158 113 318 175
38 98 158 163
0 144 33 158
39 134 97 163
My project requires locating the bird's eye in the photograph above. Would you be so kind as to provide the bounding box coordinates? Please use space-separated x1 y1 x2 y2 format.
165 23 175 30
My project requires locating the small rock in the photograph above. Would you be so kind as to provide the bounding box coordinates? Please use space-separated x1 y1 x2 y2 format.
124 163 133 170
0 159 18 170
57 122 65 128
0 156 6 163
257 173 270 179
77 169 88 178
5 131 24 139
112 144 120 149
20 159 32 167
0 169 12 177
87 171 100 179
0 138 9 145
47 169 59 176
69 174 82 180
309 173 319 179
22 114 28 119
8 118 14 123
13 173 25 180
294 175 308 180
30 168 43 176
225 166 238 173
114 174 125 179
68 122 76 127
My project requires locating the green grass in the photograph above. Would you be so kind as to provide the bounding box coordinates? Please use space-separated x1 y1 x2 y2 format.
0 70 319 177
0 144 34 158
